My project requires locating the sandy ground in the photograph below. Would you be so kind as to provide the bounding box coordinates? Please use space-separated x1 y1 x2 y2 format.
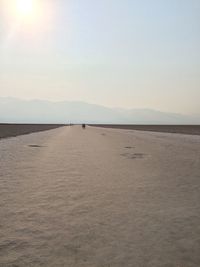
0 124 63 139
90 124 200 136
0 125 200 267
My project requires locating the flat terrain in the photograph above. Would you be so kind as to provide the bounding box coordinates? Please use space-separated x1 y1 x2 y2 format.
0 123 64 139
90 124 200 135
0 125 200 266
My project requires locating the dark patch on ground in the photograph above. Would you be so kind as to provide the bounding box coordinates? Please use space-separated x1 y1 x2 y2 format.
28 145 44 148
125 146 134 149
121 152 146 159
90 124 200 136
0 124 65 139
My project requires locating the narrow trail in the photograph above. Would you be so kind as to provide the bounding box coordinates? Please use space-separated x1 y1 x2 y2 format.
0 125 200 267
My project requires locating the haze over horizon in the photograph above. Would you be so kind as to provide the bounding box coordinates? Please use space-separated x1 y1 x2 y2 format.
1 96 200 124
0 0 200 116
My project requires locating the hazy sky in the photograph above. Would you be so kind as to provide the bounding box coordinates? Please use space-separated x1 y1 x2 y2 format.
0 0 199 114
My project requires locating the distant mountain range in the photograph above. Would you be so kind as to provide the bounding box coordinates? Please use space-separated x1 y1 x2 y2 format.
0 97 199 124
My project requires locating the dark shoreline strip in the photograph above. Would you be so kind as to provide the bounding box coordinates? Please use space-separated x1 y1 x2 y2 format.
0 124 65 139
89 124 200 136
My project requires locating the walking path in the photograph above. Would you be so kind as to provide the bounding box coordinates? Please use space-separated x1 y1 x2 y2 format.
0 125 200 266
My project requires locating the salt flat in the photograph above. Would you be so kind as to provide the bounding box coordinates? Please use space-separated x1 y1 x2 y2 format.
0 125 200 267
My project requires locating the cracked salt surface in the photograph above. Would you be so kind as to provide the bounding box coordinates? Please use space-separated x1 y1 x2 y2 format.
1 126 200 266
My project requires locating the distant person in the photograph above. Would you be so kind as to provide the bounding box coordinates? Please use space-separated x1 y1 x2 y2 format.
82 124 86 129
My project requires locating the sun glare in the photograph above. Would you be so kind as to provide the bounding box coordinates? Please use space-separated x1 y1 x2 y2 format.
16 0 34 17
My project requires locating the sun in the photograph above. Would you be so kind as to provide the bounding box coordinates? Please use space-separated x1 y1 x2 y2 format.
16 0 34 17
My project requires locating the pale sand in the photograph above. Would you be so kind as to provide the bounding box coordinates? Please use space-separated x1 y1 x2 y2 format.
0 125 200 266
